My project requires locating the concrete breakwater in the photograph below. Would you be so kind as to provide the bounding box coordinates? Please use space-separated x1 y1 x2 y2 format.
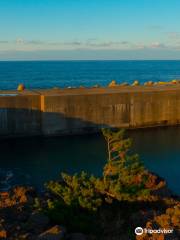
1 85 180 137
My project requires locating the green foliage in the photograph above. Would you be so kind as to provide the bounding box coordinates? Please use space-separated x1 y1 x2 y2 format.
45 172 102 233
102 128 150 200
44 198 98 233
43 128 164 233
33 197 42 211
46 171 102 211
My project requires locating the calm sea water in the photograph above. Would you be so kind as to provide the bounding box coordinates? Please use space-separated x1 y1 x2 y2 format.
0 61 179 195
0 60 180 89
0 127 180 195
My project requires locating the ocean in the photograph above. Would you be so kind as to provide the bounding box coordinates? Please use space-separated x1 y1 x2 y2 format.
0 60 180 89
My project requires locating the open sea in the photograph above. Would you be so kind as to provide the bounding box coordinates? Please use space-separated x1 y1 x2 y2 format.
0 60 180 195
0 60 180 89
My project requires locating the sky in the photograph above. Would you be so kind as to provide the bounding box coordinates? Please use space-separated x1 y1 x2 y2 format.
0 0 180 60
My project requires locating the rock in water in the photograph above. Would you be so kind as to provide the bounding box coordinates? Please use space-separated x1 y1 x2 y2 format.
108 80 117 87
17 84 25 91
132 80 140 86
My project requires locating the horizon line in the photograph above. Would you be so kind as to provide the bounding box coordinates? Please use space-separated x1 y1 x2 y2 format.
0 59 180 62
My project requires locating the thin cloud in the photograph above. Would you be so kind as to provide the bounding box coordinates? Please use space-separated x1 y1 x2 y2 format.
16 38 25 44
150 42 166 49
63 41 82 46
132 42 168 50
167 32 180 40
26 40 45 45
0 40 9 44
134 43 146 49
0 38 175 51
121 41 129 45
85 40 131 49
48 40 131 49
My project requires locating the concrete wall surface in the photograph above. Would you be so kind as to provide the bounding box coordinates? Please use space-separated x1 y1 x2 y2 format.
0 91 41 137
1 85 180 137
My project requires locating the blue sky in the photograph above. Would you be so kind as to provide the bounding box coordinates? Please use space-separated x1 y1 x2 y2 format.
0 0 180 60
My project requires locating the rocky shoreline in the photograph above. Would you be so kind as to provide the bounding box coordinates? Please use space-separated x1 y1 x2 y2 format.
0 180 179 240
0 186 90 240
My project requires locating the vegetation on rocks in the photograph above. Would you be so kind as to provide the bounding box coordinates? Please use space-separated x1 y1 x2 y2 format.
46 129 166 210
0 128 179 239
43 129 174 238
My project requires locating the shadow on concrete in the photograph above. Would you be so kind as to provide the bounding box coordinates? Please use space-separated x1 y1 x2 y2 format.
0 108 114 138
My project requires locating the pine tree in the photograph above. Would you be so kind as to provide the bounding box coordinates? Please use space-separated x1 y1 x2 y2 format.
101 128 150 201
45 128 165 215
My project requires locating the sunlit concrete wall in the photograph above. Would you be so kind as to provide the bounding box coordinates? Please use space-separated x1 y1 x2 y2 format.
41 92 130 135
130 90 180 127
1 86 180 137
0 91 41 137
40 86 180 135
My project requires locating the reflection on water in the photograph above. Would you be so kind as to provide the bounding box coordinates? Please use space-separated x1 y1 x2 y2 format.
130 127 180 195
0 126 179 194
0 134 107 191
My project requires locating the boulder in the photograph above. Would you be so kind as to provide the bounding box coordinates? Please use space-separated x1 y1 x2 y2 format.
108 80 117 87
27 212 49 231
38 225 66 240
171 79 180 84
158 81 168 85
132 80 140 86
17 84 25 91
144 81 154 86
0 224 7 239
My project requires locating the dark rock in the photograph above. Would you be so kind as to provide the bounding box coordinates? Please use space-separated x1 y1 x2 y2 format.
67 233 87 240
27 212 49 231
152 185 173 198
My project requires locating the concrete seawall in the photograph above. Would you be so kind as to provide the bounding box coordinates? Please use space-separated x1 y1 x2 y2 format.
1 85 180 137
